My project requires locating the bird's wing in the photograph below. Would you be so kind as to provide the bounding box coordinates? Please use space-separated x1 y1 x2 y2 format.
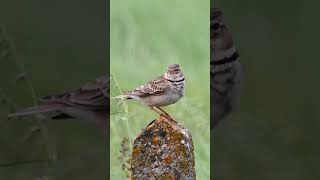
40 75 109 110
123 76 169 97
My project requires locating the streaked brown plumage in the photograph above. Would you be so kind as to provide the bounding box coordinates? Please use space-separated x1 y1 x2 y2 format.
8 75 109 136
122 76 170 97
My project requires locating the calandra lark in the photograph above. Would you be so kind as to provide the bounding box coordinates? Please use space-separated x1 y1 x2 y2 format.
8 75 109 135
113 64 185 121
211 8 242 129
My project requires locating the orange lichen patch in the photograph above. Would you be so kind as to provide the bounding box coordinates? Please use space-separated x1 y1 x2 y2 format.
152 136 159 144
162 155 173 165
170 131 184 141
132 147 141 157
158 173 174 180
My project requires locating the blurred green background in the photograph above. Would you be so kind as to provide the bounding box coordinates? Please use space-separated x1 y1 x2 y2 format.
213 0 320 179
110 0 210 179
0 0 107 179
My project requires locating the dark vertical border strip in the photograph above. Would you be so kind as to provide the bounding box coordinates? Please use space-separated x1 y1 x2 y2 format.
106 0 110 179
210 2 213 180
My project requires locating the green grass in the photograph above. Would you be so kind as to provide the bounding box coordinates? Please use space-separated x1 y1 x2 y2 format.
110 0 210 179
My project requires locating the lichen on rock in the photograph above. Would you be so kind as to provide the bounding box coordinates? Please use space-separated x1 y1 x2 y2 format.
131 116 196 180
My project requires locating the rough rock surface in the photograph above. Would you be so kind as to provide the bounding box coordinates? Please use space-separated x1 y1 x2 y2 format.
131 116 196 180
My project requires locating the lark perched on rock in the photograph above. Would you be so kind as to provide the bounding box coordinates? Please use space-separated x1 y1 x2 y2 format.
113 64 185 121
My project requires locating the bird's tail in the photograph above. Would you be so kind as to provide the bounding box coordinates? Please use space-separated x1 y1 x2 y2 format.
112 94 134 100
8 103 65 118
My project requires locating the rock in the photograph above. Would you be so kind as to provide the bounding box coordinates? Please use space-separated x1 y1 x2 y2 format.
131 116 196 180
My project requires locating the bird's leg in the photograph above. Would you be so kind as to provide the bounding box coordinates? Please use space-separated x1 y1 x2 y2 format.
150 106 172 121
150 106 164 116
155 107 174 121
156 107 170 117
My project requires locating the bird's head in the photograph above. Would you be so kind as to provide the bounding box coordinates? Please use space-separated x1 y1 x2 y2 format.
211 8 237 62
164 64 184 82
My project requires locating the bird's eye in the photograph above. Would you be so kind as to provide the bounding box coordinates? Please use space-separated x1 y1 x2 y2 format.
212 23 220 30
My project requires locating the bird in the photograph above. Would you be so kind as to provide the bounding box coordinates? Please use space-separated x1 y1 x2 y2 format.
211 8 242 130
113 64 185 121
8 75 109 136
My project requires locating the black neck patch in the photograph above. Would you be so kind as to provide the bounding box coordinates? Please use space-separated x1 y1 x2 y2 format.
166 77 185 83
212 51 239 66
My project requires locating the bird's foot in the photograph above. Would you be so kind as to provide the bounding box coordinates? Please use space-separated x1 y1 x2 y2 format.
156 107 174 121
151 106 174 122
